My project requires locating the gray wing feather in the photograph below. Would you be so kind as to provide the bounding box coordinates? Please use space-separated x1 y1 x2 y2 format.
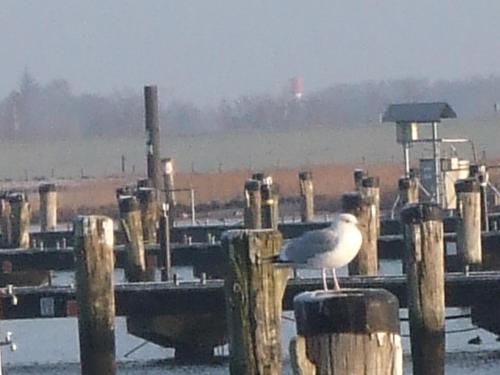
280 227 339 264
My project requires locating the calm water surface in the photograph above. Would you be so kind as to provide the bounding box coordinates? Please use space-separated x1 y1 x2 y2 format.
1 263 499 374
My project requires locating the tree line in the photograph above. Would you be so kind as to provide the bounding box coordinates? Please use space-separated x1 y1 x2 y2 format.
1 70 500 139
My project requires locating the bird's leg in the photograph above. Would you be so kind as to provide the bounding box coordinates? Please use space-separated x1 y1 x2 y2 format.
322 268 328 291
332 268 341 291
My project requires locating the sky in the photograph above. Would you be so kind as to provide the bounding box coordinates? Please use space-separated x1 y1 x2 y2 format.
2 0 500 105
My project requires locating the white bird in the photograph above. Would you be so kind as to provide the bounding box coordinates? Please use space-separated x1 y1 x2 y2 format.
277 213 362 291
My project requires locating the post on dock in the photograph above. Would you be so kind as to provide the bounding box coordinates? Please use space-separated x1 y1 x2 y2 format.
290 289 402 375
261 177 280 229
401 203 445 375
144 85 162 190
360 176 380 235
161 158 176 207
39 183 57 232
399 175 419 206
469 164 489 232
118 196 147 282
0 196 12 248
455 178 482 270
298 171 314 223
74 215 116 375
342 191 378 275
8 193 30 249
353 169 366 190
159 203 171 281
222 229 289 375
244 179 262 229
136 187 158 244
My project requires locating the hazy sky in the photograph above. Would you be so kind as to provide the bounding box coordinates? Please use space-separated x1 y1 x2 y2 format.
2 0 500 104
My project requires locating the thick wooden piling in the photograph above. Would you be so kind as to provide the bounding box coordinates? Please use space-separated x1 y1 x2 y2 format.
360 176 380 235
74 215 116 375
118 196 147 282
0 197 12 248
223 229 288 375
261 178 279 229
39 183 57 232
469 164 489 231
144 85 162 190
299 171 314 223
399 175 419 206
291 289 402 375
137 187 158 244
455 178 482 270
244 179 262 229
401 203 445 375
8 193 30 249
342 192 378 275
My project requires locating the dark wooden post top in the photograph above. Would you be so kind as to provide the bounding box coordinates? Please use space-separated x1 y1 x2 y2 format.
401 203 442 224
39 183 57 193
361 176 380 188
455 178 480 193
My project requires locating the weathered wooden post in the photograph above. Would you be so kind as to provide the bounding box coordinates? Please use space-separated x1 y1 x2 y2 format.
290 289 402 375
0 196 12 248
244 179 262 229
401 203 445 375
455 178 482 270
136 187 158 244
342 192 378 275
261 177 279 229
299 171 314 223
353 169 366 190
223 229 288 375
399 175 419 206
74 215 116 375
360 176 380 235
159 203 171 281
118 196 147 282
469 164 489 231
8 193 30 249
39 183 57 232
144 85 162 190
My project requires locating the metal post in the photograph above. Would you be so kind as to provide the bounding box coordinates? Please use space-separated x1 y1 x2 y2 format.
432 122 441 205
190 188 196 225
403 143 411 177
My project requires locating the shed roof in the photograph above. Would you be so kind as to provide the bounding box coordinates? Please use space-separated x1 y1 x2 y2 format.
382 102 457 123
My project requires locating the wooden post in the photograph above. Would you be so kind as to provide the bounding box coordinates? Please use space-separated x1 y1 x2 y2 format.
401 203 445 375
261 177 279 229
470 164 489 231
74 215 116 375
136 187 158 244
244 179 262 229
161 157 176 207
118 196 147 282
399 175 419 206
455 178 482 270
159 204 171 281
360 176 380 235
342 192 378 275
0 197 12 248
8 193 30 249
144 85 162 189
291 289 402 375
353 169 366 190
223 229 288 375
39 183 57 232
299 171 314 223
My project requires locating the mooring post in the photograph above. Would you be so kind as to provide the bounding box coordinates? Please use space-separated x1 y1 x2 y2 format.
144 85 162 190
159 204 171 281
469 164 489 232
342 192 378 275
244 179 262 229
401 203 445 375
360 176 380 235
74 215 116 375
118 196 147 282
223 229 289 375
298 171 314 223
8 193 30 249
0 197 12 248
399 175 419 206
261 177 279 229
290 289 402 375
39 183 57 232
161 157 176 207
136 187 158 244
455 178 482 270
353 169 366 190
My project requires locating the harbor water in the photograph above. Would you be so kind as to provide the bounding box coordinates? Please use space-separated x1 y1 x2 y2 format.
1 262 499 374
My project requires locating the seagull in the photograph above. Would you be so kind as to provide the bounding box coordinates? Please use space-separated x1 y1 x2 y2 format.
276 213 362 291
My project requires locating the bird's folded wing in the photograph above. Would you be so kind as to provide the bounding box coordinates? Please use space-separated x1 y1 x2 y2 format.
281 229 339 264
